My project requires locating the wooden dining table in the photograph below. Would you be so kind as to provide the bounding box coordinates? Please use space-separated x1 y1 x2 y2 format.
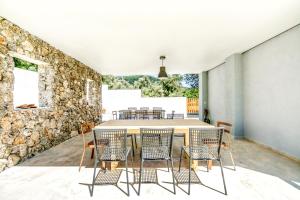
94 119 214 169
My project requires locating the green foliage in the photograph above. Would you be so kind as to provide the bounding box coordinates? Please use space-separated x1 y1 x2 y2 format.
102 75 133 89
119 75 159 84
160 75 183 97
13 57 38 72
183 74 199 88
102 74 199 97
183 88 199 98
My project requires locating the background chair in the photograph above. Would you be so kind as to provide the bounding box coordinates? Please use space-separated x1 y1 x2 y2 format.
152 109 165 119
91 129 132 196
139 109 149 120
112 111 118 120
140 107 149 110
217 121 235 171
137 128 176 195
79 122 95 172
178 128 227 195
128 107 137 110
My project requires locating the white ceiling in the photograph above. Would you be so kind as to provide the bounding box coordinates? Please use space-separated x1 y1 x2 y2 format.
1 0 300 75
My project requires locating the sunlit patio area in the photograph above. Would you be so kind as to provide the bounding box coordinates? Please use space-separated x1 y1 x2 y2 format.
1 1 300 200
0 133 299 200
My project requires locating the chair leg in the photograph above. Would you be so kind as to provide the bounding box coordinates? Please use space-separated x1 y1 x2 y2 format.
170 159 176 194
125 157 130 196
79 149 86 172
131 135 135 156
179 147 183 172
134 135 138 149
219 159 227 195
206 161 209 172
167 160 170 172
91 160 98 197
131 149 134 168
188 157 191 195
229 151 236 171
90 148 94 159
138 159 144 195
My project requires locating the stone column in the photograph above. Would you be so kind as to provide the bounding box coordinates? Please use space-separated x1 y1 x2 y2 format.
224 53 244 138
199 71 208 120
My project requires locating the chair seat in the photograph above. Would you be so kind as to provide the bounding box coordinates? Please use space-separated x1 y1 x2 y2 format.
87 139 110 148
87 140 94 147
142 146 170 160
183 146 218 160
99 147 131 161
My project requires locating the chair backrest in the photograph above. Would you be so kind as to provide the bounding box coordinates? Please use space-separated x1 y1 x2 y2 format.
119 110 133 120
172 113 184 119
123 110 132 120
81 122 95 135
140 128 174 157
128 107 137 110
166 113 184 119
216 121 232 134
112 111 118 120
80 122 95 145
166 114 173 119
153 107 162 110
93 129 127 160
138 109 149 119
140 107 149 110
189 127 224 160
153 109 165 119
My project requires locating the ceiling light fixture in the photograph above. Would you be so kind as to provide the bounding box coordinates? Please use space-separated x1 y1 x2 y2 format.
158 55 168 78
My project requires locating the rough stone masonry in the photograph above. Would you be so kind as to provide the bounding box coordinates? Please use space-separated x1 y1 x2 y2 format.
0 17 102 172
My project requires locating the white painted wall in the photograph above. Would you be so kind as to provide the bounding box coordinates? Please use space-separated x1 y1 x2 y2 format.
102 85 187 120
208 25 300 159
243 25 300 159
208 63 227 124
13 68 39 108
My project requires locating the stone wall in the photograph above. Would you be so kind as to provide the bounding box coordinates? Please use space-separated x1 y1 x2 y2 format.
0 17 102 172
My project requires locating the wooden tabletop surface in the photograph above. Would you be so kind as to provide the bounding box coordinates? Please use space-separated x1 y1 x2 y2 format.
95 119 213 129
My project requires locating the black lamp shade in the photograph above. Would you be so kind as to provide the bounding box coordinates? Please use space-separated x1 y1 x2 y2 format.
158 66 168 78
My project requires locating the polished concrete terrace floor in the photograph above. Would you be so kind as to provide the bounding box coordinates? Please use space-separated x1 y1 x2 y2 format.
0 133 299 200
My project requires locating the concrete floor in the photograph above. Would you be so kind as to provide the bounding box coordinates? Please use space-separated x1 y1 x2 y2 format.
0 133 299 200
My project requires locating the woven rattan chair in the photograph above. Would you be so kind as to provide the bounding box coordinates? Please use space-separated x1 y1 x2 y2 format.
217 121 235 171
91 129 132 196
152 109 165 119
128 107 137 110
178 128 227 195
140 107 149 110
138 109 149 120
137 128 176 195
79 122 95 172
112 111 118 120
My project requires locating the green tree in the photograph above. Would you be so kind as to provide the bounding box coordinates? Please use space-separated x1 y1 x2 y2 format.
13 57 38 72
102 75 133 89
183 88 199 98
160 75 184 96
183 74 199 88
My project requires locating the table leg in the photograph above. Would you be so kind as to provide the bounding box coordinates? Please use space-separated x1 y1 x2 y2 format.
208 161 212 170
